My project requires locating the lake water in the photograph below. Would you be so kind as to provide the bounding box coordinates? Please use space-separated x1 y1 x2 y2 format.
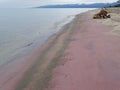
0 8 94 66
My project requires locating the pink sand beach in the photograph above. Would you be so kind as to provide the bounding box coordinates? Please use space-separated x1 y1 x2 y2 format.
1 8 120 90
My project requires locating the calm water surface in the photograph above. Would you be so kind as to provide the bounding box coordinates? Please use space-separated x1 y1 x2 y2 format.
0 8 94 66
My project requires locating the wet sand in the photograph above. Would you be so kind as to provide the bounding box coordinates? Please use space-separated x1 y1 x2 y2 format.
1 8 120 90
0 35 56 90
0 18 76 90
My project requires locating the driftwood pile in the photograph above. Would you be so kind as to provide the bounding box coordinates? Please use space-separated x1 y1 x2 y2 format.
93 8 111 19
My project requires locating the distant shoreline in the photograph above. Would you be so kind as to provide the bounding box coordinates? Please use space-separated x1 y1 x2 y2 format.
35 2 119 8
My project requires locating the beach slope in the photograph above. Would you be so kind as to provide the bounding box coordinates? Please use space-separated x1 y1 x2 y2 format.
45 8 120 90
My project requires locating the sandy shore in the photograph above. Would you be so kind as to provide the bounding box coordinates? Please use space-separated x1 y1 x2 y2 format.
1 8 120 90
45 8 120 90
0 14 77 90
92 8 120 36
0 33 59 90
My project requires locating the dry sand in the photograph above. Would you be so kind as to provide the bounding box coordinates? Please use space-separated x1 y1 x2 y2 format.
45 8 120 90
91 8 120 36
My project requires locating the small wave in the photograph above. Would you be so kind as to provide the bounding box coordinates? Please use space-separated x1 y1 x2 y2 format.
50 15 74 30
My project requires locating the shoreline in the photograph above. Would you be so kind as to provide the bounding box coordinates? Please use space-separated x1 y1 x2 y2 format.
0 9 99 90
0 10 84 90
14 14 79 90
1 8 120 90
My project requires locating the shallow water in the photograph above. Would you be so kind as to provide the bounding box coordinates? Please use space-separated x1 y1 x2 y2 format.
0 8 94 66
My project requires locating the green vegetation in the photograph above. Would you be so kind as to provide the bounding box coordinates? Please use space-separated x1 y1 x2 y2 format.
113 4 120 7
108 3 120 7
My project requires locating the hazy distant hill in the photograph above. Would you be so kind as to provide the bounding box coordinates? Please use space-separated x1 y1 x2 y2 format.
36 2 119 8
112 4 120 7
107 0 120 7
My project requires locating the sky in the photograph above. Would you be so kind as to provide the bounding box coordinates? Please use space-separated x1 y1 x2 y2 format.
0 0 117 8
